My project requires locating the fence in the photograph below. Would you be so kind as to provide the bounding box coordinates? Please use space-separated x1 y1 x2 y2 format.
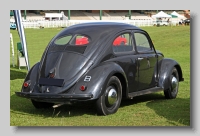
21 20 179 29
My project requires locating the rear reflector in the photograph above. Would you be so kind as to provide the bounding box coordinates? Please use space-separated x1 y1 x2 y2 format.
80 85 86 91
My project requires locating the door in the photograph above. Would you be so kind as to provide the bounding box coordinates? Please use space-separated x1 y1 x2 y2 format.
133 32 157 91
112 31 139 92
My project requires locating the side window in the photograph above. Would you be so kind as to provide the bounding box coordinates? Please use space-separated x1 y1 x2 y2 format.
134 33 152 52
112 33 133 53
54 35 72 45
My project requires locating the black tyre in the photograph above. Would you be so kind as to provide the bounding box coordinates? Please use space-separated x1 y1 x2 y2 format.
96 76 122 115
164 67 179 99
31 99 54 109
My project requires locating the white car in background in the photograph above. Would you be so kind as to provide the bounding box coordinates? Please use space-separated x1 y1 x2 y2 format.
153 20 169 26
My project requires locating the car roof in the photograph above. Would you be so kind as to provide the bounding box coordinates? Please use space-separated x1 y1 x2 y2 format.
55 22 142 38
68 22 140 29
49 22 143 58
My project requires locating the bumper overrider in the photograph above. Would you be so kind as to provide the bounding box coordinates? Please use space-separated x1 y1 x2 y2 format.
15 92 94 103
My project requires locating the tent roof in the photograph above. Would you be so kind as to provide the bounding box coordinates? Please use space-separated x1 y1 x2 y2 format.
152 11 172 18
170 11 185 18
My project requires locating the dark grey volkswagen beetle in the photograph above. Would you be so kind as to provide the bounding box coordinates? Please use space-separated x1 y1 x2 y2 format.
15 22 184 115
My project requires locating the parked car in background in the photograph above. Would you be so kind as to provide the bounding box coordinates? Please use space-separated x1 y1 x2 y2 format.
15 22 184 116
113 35 127 46
183 19 190 25
153 20 169 26
10 22 17 30
75 36 89 45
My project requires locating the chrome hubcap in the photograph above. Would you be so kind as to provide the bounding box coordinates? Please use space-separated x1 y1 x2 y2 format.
107 88 117 105
171 76 178 91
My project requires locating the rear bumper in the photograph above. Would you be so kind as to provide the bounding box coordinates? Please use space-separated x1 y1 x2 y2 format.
15 92 93 103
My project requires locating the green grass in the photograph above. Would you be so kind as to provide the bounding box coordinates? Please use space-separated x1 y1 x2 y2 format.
10 25 190 126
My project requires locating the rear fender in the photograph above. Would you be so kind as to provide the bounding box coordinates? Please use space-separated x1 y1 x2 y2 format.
158 58 183 90
21 62 40 92
73 62 127 100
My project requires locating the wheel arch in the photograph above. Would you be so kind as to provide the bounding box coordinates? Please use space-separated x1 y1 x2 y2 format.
21 62 40 92
158 58 184 90
174 64 184 82
73 62 128 100
113 73 127 98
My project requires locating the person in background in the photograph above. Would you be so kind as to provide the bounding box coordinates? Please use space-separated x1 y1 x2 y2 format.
179 19 183 25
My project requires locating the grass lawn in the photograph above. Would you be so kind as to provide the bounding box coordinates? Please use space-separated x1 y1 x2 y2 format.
10 25 190 126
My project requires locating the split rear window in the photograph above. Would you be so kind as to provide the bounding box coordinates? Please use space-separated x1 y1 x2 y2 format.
54 35 72 45
54 35 90 46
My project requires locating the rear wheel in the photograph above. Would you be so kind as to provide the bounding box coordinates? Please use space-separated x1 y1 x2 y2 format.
96 76 122 115
31 99 54 109
164 67 179 99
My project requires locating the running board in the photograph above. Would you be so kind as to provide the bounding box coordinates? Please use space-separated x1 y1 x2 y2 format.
128 87 163 99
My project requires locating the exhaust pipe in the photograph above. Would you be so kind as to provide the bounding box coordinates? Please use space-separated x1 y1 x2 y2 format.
53 103 64 108
52 101 73 108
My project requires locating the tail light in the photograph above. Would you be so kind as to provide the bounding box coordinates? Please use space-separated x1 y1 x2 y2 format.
49 73 55 78
23 80 31 88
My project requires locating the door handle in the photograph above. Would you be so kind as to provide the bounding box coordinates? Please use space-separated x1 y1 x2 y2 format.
138 57 143 60
147 60 150 68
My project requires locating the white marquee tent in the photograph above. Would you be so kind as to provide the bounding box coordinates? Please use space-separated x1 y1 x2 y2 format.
170 11 186 18
152 11 172 18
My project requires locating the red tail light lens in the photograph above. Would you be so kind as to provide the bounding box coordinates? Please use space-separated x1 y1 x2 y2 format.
80 85 86 91
23 82 29 88
49 73 55 78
